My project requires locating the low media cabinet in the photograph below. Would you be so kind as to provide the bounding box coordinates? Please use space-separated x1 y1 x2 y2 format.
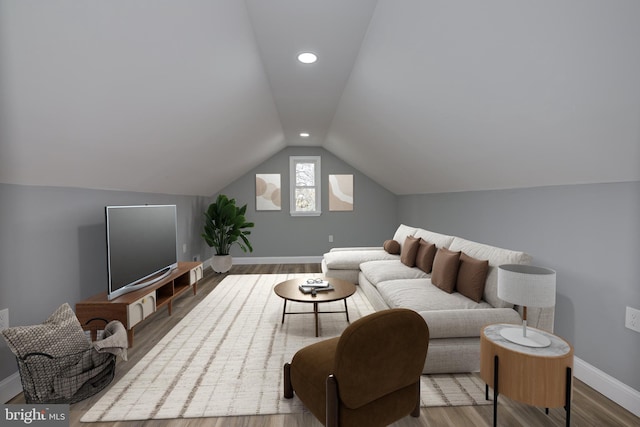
76 261 203 347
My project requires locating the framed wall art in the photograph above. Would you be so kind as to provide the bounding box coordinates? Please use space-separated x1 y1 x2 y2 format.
329 174 353 211
256 174 282 211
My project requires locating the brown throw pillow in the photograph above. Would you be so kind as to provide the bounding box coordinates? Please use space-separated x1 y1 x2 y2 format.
400 235 420 267
415 239 437 273
456 252 489 303
383 239 401 255
431 248 461 293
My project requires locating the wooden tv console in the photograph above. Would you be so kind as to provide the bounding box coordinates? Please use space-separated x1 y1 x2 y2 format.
76 261 203 347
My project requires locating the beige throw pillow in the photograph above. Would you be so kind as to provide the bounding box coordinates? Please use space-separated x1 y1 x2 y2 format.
0 303 91 401
1 303 90 358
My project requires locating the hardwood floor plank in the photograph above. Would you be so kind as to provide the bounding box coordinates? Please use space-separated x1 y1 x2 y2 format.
8 264 639 427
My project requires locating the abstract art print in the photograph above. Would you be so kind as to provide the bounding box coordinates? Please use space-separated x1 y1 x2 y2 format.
329 174 353 211
256 174 281 211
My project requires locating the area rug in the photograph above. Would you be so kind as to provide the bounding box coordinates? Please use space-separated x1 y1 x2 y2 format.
81 274 489 422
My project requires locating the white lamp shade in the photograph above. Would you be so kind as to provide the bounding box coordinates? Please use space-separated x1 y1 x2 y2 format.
497 264 556 308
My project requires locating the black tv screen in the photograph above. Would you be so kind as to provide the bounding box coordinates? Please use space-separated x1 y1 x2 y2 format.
106 205 178 300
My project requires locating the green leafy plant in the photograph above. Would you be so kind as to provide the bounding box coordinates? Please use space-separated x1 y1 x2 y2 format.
202 194 254 255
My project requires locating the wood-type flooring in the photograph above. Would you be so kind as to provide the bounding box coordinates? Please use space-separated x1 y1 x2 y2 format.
9 263 639 426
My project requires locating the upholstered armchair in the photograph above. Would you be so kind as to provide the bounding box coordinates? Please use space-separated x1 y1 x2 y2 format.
284 308 430 427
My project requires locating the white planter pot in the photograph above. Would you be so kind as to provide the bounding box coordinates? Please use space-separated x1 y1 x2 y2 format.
211 255 233 273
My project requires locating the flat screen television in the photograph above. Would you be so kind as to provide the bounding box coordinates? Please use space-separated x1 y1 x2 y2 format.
106 205 178 300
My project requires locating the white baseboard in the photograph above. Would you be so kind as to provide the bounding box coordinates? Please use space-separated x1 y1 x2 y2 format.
232 256 323 265
574 356 640 417
0 371 22 404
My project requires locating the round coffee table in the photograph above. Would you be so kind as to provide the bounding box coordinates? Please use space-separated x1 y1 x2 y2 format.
274 277 356 337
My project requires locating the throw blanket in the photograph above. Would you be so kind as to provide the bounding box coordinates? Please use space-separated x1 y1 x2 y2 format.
94 320 128 361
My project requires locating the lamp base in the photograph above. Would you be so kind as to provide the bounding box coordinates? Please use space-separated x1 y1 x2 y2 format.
500 326 551 348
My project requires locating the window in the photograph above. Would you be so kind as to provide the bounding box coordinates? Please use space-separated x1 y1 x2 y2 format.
290 156 321 216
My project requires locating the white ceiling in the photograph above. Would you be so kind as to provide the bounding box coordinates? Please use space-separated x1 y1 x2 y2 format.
1 0 639 196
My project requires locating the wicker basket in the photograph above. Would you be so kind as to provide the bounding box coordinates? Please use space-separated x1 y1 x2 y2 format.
17 348 116 404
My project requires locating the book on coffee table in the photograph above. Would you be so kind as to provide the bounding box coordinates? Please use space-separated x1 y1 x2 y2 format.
303 279 332 288
299 284 334 294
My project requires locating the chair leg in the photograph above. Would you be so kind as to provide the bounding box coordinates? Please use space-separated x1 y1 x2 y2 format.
411 380 421 417
326 375 339 427
284 363 293 398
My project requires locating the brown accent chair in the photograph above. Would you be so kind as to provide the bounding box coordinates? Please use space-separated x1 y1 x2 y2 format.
284 308 429 427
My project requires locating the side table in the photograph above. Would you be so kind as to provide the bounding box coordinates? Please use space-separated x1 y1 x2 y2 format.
480 323 574 427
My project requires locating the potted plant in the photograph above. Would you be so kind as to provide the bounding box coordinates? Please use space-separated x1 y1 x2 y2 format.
202 194 254 273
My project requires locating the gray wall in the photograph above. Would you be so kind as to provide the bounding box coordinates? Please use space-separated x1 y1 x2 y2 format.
0 183 209 380
211 146 398 259
3 165 637 396
398 181 640 391
0 146 398 387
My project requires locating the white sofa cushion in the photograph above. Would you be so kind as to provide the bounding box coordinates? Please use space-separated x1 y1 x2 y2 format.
418 308 522 339
413 229 455 249
359 260 428 286
321 259 360 283
448 237 532 309
376 279 492 312
323 249 399 270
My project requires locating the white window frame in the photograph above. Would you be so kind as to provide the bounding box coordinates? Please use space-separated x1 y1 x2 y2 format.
290 156 322 216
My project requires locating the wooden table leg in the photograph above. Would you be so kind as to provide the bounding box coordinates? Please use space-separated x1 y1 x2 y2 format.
281 299 287 324
566 367 572 427
344 299 350 322
127 329 134 348
493 355 499 427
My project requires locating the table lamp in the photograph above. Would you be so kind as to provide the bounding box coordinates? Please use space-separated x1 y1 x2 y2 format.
497 264 556 348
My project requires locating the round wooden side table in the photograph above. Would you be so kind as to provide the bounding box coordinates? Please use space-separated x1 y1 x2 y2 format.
480 323 574 427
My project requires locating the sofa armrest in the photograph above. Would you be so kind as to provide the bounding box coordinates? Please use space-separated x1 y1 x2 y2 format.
418 308 521 339
323 249 399 270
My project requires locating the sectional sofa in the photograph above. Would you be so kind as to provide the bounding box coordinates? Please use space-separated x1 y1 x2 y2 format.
321 224 555 374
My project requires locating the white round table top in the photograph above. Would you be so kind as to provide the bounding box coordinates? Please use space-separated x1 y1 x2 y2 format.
483 323 571 357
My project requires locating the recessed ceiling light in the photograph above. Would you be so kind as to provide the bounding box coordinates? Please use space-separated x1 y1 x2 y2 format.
300 132 310 137
297 52 317 64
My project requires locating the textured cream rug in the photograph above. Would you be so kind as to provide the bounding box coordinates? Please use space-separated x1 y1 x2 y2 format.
81 274 489 422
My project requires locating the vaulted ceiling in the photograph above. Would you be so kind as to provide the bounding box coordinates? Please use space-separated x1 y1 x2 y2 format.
1 1 639 196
